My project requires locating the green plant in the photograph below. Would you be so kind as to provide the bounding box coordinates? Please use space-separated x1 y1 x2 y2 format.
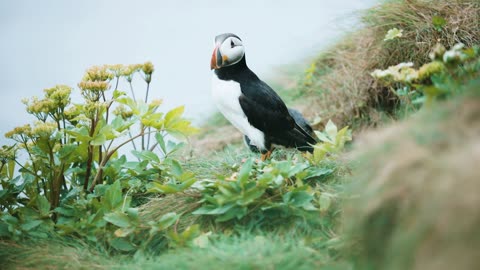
371 43 480 107
0 62 197 253
188 122 351 231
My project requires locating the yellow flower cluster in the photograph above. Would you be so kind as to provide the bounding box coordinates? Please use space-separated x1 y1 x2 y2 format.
32 121 57 138
113 105 134 120
78 81 110 92
371 62 419 83
5 124 33 139
142 61 154 83
370 43 467 85
0 145 16 162
82 65 114 82
106 64 124 77
142 61 154 75
44 85 72 109
23 96 55 115
84 101 108 117
64 105 81 121
417 62 446 81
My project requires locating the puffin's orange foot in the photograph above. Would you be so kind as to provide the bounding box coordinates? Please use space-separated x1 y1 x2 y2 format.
260 150 272 161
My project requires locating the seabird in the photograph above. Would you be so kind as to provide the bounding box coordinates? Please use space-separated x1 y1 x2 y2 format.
210 33 318 160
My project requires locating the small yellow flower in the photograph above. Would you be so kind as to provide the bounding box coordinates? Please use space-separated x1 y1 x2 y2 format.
418 61 446 81
142 61 155 75
5 124 33 140
113 105 133 120
106 64 125 77
82 65 114 82
32 121 57 138
44 85 72 109
84 101 108 118
78 81 110 92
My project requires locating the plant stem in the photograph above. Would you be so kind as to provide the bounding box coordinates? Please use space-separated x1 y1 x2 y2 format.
89 132 147 192
145 82 151 149
145 82 150 103
129 81 137 102
83 114 97 191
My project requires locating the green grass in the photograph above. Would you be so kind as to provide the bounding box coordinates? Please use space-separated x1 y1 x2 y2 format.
1 231 346 270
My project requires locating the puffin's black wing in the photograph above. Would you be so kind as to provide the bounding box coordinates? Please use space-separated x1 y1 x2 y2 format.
238 77 294 133
238 76 318 147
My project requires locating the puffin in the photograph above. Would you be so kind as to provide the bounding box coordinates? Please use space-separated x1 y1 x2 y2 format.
210 33 318 160
243 108 316 153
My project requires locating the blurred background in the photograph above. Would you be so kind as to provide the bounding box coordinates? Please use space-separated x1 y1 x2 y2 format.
0 0 377 144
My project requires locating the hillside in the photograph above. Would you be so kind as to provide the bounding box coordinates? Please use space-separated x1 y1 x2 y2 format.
1 1 479 269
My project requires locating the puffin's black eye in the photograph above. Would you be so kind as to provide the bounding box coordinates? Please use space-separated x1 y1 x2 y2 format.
230 40 235 48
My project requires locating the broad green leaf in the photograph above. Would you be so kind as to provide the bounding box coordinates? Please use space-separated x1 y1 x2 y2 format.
237 158 253 186
104 212 131 228
170 159 183 176
58 144 77 159
147 175 196 194
7 159 15 179
20 219 44 231
36 196 50 217
237 188 265 206
193 203 236 215
54 207 75 217
319 193 332 212
110 237 136 251
325 120 338 140
113 89 126 99
131 150 160 163
164 106 185 126
0 222 9 237
157 212 179 230
216 206 247 222
155 133 167 154
104 181 123 210
91 133 107 146
315 131 333 144
304 167 334 180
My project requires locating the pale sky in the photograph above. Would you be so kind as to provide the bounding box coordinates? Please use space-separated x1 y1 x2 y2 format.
0 0 377 145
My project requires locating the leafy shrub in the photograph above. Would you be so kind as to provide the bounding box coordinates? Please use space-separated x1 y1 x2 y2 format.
0 63 197 253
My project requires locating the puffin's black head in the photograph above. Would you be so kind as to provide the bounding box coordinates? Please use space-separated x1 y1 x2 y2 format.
210 33 245 70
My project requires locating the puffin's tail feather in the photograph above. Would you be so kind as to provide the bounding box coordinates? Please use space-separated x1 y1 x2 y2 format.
290 124 317 153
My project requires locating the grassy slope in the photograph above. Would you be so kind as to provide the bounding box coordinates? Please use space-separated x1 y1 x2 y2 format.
2 1 479 269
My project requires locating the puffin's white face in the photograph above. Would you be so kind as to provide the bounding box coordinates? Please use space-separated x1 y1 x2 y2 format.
210 35 245 70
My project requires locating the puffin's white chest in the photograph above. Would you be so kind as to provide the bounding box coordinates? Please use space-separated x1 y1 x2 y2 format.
211 74 266 150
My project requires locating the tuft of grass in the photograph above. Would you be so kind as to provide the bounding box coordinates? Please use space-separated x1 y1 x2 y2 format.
0 239 115 270
0 232 345 270
297 0 480 129
342 81 480 270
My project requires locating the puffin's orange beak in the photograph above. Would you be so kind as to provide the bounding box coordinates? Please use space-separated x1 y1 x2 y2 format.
210 44 223 70
210 46 218 70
